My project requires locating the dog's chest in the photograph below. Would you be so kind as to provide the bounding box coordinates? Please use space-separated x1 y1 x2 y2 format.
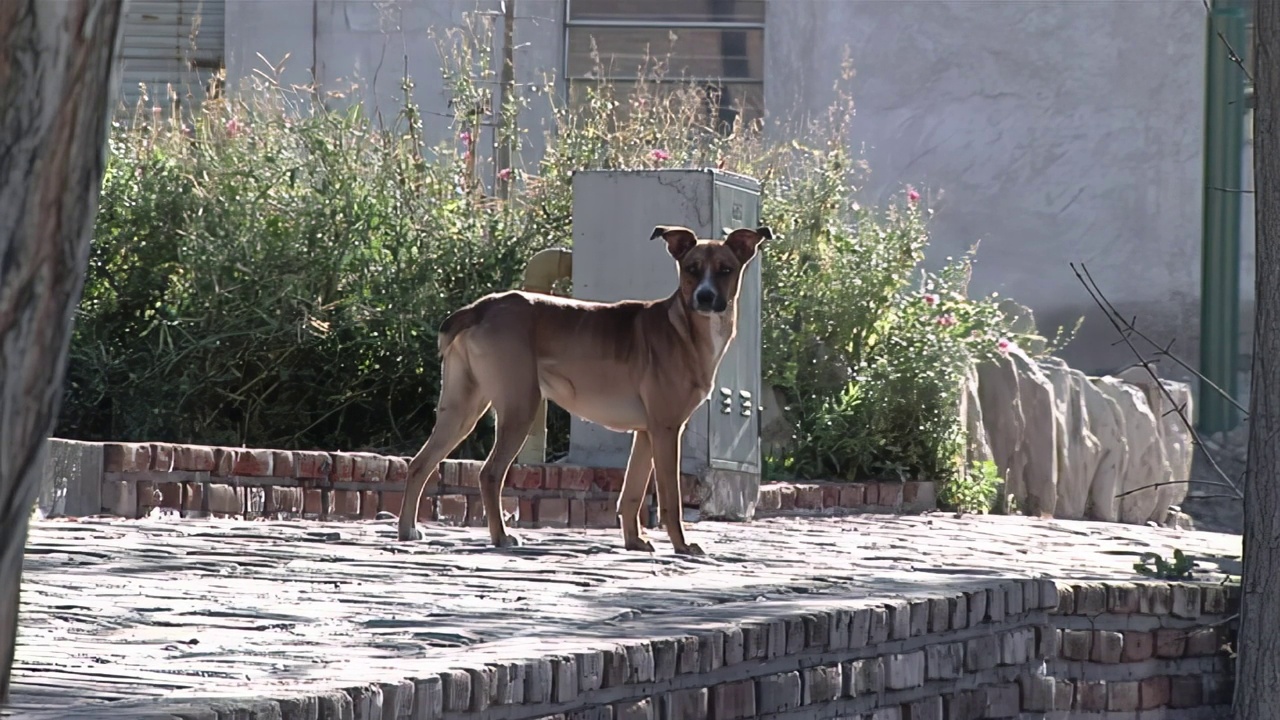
706 314 732 360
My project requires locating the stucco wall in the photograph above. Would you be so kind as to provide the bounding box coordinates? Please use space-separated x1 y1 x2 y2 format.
221 0 1238 385
764 0 1211 380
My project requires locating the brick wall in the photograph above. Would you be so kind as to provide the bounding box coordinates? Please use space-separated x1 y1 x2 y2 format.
138 579 1236 720
52 440 937 528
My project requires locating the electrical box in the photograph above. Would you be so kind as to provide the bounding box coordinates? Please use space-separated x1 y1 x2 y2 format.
565 169 763 487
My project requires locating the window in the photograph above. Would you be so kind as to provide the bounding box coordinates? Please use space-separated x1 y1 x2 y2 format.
564 0 765 129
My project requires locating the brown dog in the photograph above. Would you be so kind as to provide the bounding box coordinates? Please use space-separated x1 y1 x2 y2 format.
397 224 771 555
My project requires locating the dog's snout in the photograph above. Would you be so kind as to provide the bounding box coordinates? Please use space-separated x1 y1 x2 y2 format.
694 287 717 307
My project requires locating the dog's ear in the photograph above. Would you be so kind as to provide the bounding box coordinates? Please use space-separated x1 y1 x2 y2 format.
651 225 698 260
725 226 773 264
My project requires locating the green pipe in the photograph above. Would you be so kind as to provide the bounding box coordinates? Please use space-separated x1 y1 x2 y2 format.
1198 3 1247 434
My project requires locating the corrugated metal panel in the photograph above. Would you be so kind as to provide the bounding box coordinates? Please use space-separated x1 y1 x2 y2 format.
118 0 226 119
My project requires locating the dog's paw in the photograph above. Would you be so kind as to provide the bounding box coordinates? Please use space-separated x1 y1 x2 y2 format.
493 533 523 549
674 542 706 557
397 524 425 542
624 537 656 553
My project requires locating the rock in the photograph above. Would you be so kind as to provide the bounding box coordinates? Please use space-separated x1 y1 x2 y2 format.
976 353 1027 512
1038 357 1102 520
976 346 1059 517
1225 422 1249 450
1116 368 1195 523
1092 377 1163 525
760 385 796 460
1163 508 1195 531
1008 347 1059 517
997 299 1047 356
1082 378 1128 522
960 364 994 469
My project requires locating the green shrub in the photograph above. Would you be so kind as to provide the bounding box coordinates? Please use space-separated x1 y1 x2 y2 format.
62 18 1017 485
69 75 546 456
938 460 1002 515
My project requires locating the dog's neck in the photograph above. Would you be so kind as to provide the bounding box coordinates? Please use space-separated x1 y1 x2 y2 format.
663 293 737 369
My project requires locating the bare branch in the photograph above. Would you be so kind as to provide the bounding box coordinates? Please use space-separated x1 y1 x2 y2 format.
1079 269 1249 417
1115 479 1242 500
1217 30 1255 85
1071 263 1244 499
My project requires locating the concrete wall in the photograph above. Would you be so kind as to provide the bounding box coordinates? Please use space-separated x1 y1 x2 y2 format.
220 0 1228 382
764 0 1209 380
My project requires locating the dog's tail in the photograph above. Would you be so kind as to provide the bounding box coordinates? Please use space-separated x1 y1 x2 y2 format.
437 303 486 354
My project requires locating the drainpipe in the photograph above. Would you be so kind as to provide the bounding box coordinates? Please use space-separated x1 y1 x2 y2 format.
1198 1 1248 433
516 248 573 464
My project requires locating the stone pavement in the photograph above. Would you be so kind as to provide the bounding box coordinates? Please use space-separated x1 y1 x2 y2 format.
5 513 1241 717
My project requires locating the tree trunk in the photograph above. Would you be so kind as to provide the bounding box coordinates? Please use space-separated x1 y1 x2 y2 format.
0 0 126 704
1238 0 1280 716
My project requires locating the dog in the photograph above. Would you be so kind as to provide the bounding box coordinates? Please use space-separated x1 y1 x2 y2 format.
397 224 772 555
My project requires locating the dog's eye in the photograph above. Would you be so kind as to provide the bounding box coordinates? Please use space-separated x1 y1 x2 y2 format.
685 265 701 275
716 266 732 276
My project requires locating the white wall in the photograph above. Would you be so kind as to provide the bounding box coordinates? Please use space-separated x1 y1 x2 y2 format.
764 0 1210 380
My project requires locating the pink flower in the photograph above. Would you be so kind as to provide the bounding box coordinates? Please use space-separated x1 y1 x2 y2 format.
650 148 671 162
497 167 513 181
907 186 920 203
937 314 957 327
922 293 939 306
459 130 472 145
225 117 241 138
997 338 1013 356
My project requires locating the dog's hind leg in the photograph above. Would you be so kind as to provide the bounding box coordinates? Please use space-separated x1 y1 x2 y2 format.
398 355 490 542
478 393 539 548
617 431 655 552
468 343 541 547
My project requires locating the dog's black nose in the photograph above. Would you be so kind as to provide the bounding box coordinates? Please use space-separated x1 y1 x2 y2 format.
695 288 717 307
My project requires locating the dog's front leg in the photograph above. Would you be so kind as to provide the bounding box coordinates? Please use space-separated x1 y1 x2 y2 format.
618 431 655 552
650 424 704 556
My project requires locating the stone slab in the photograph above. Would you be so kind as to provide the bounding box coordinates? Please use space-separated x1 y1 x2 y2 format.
6 513 1240 716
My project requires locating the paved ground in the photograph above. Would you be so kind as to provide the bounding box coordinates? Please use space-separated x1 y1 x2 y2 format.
6 513 1241 716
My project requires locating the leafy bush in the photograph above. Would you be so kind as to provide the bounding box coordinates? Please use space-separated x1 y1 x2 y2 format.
69 78 545 456
938 460 1002 515
62 19 1017 486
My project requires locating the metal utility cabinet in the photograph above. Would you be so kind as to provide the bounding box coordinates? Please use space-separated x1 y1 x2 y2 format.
566 169 763 519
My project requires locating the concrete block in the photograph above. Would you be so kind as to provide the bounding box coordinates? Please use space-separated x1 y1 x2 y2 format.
802 664 842 704
756 672 801 714
39 438 104 517
615 699 655 720
662 688 707 720
710 680 755 720
886 651 925 690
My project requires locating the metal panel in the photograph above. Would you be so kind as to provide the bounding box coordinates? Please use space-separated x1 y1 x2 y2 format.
708 176 762 473
566 169 762 478
118 0 226 117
